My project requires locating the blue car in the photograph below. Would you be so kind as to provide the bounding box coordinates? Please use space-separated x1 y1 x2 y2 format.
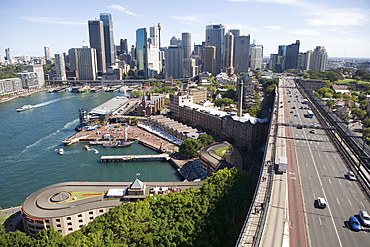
349 216 361 231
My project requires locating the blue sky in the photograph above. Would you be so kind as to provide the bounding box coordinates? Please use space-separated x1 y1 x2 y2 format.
1 0 369 58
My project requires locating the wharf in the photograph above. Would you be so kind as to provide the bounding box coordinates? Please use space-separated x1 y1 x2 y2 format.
101 153 170 162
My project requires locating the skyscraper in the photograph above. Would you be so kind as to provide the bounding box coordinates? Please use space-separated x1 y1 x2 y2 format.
44 46 51 64
250 44 263 70
136 28 148 78
223 32 234 69
205 24 225 74
120 39 128 54
149 26 159 47
170 36 180 46
54 53 67 81
88 20 106 75
68 47 98 80
181 32 192 59
234 35 250 74
165 46 184 79
5 48 14 63
284 40 300 70
310 46 328 71
204 46 217 75
99 13 115 66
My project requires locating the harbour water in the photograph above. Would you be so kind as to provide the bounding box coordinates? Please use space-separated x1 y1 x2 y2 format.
0 90 180 209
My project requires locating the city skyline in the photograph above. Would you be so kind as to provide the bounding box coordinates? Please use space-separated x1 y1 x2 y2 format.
0 0 369 58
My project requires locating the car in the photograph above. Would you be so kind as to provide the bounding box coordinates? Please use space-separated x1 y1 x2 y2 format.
358 211 370 226
317 197 327 208
310 129 316 134
294 114 298 117
292 106 295 109
348 216 361 231
347 171 356 180
313 123 318 128
288 100 291 103
290 111 294 113
297 124 303 129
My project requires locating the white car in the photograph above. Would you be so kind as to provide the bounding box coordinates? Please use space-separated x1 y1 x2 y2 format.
358 210 370 226
347 171 356 180
310 129 316 134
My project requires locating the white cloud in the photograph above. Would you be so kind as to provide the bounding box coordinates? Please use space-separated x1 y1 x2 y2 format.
170 15 205 24
289 29 320 36
307 7 370 26
20 17 85 26
107 4 138 17
264 25 282 30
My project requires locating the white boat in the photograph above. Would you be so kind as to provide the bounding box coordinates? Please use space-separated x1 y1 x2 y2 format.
16 104 34 112
58 148 64 155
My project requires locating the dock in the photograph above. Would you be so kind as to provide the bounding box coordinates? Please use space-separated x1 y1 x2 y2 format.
100 153 170 163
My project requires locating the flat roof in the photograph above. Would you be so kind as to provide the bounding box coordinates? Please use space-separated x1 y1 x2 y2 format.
89 96 129 115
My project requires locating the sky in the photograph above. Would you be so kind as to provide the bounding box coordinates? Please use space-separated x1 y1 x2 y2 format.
0 0 369 58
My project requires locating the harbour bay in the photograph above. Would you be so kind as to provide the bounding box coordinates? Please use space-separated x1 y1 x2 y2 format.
0 90 180 209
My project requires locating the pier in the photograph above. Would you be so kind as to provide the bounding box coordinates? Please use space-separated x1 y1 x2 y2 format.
100 153 170 163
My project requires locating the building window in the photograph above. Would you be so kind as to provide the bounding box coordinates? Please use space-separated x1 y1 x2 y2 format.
89 211 93 215
46 225 50 228
56 219 60 222
79 225 83 228
89 216 94 220
67 222 72 226
66 217 71 220
45 220 49 223
78 214 82 217
78 219 83 223
57 224 61 228
99 209 104 213
36 220 43 224
68 228 73 231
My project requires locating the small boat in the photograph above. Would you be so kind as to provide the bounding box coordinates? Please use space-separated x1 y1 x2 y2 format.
103 141 133 148
84 145 90 150
58 148 64 155
16 104 34 112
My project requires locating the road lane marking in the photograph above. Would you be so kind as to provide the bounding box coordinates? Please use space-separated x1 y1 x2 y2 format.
318 153 321 157
323 165 326 170
309 175 311 180
348 199 352 206
361 201 364 208
319 217 322 225
328 179 331 184
336 198 340 204
332 165 334 170
339 180 342 185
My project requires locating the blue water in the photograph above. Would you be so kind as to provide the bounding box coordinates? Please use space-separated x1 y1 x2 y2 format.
0 91 180 209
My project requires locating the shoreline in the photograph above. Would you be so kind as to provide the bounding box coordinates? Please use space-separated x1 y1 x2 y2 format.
0 88 49 103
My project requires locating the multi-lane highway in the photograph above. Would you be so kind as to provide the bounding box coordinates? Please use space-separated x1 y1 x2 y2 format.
261 76 369 246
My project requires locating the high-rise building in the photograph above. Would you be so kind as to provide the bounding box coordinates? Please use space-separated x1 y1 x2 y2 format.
136 28 148 78
205 24 225 74
99 13 115 66
149 26 159 47
234 35 250 74
310 46 328 71
229 29 240 37
183 58 197 78
44 46 51 64
181 32 192 59
297 50 312 71
250 43 263 70
68 47 98 80
5 48 14 63
284 40 300 70
54 53 67 81
120 39 128 54
223 32 234 69
204 46 217 75
165 46 184 79
170 36 180 46
88 20 106 75
27 64 45 87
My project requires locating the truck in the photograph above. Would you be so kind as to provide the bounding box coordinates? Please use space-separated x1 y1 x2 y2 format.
277 156 287 173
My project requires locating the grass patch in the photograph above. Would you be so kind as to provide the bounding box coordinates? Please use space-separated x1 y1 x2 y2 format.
0 214 9 224
63 191 105 203
333 79 370 85
215 147 230 158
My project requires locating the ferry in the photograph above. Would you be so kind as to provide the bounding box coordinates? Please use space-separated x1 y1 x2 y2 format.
103 141 133 148
16 104 34 112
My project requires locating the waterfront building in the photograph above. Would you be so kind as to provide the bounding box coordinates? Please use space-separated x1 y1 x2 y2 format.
100 13 115 66
44 46 51 64
234 35 250 74
223 32 234 70
5 47 15 64
203 46 217 75
137 93 165 116
181 32 192 59
310 46 328 71
88 19 106 75
27 64 45 87
0 78 23 95
21 180 203 237
169 92 193 118
199 141 243 176
165 45 184 79
250 43 263 70
54 53 67 81
284 40 300 70
136 28 148 78
17 72 39 89
205 24 225 74
68 47 98 80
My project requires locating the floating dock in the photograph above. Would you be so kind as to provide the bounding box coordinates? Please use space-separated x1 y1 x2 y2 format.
100 153 170 163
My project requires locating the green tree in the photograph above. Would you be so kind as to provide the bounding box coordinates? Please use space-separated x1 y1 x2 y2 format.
362 117 370 128
215 98 235 107
351 107 367 120
130 90 142 98
0 231 34 247
246 106 261 117
198 133 215 147
363 127 370 137
179 138 202 158
326 100 335 109
222 88 236 100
